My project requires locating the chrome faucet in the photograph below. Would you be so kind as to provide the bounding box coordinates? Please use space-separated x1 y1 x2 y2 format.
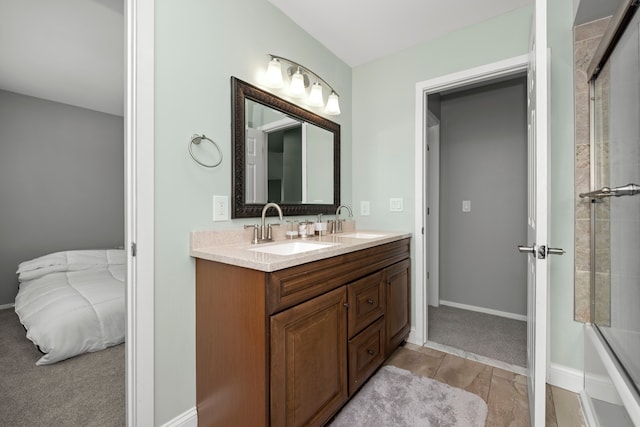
333 204 353 234
260 202 283 241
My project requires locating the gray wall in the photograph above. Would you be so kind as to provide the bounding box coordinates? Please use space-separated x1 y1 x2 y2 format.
439 77 527 316
427 93 442 121
0 90 124 305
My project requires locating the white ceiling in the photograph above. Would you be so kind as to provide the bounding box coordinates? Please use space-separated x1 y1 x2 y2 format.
0 0 124 116
267 0 533 67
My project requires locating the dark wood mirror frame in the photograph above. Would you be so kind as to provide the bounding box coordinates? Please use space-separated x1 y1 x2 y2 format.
231 77 341 218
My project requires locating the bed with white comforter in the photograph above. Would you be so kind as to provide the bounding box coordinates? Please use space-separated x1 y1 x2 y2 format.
14 249 125 365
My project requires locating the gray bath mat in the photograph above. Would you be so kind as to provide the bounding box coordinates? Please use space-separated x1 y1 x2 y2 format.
329 365 488 426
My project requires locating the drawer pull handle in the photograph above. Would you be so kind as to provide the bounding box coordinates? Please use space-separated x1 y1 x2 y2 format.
367 298 374 305
367 349 374 356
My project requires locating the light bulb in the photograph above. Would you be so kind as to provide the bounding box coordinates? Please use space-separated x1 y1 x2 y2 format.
290 68 306 98
308 82 324 107
324 91 341 115
265 58 283 88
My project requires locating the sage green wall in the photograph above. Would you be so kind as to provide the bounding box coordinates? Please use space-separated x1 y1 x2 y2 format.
352 0 583 372
155 0 351 424
352 7 533 232
548 0 583 370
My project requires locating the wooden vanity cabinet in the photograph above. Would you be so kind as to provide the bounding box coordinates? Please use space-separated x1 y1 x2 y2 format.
195 238 410 427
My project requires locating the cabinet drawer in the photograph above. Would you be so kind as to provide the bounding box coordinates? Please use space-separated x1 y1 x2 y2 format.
347 272 384 338
267 239 410 314
348 317 385 396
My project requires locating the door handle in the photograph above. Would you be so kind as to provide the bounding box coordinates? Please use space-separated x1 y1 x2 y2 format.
518 244 565 259
518 244 545 259
546 247 565 256
518 245 536 254
579 183 640 199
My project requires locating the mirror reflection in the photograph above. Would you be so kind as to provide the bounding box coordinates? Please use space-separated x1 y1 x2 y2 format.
232 77 340 218
245 98 334 205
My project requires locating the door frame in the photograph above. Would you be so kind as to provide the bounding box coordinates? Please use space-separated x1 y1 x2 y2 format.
125 0 155 425
412 54 529 345
426 112 439 308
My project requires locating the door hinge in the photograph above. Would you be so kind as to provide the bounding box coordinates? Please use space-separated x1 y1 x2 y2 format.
421 227 424 235
427 271 430 279
131 242 137 257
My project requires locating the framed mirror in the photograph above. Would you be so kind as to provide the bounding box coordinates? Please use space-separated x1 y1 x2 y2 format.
231 77 340 218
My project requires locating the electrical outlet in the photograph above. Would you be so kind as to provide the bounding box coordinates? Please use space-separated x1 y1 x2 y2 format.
389 198 403 212
213 195 229 221
360 201 370 216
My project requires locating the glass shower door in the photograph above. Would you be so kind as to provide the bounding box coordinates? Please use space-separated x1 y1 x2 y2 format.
591 10 640 396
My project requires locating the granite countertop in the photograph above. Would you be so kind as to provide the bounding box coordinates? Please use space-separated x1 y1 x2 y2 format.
190 228 412 272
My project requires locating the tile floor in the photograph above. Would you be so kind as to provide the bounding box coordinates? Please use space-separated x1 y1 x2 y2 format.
385 343 587 427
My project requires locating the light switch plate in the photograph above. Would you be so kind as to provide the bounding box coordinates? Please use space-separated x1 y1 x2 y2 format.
462 200 471 212
213 195 229 221
389 198 403 212
360 201 370 216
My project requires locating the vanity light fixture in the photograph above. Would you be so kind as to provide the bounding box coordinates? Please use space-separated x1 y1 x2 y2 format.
264 54 341 115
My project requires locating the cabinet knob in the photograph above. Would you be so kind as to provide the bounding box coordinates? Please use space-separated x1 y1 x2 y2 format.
343 302 350 308
367 298 374 305
367 349 374 356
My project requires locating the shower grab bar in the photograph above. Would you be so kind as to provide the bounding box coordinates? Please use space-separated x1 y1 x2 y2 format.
579 183 640 199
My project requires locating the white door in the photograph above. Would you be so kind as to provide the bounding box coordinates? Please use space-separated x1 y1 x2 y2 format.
518 0 557 425
245 127 267 203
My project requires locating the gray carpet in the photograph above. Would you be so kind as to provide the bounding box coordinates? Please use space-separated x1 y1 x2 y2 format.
329 365 488 426
0 308 125 426
428 305 526 367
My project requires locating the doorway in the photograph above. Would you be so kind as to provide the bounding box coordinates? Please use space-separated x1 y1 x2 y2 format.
413 55 529 373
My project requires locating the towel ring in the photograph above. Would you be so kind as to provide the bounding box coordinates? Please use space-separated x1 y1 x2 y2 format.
189 134 223 168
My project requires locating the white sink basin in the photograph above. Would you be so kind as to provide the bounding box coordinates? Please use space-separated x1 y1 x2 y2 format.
249 241 340 256
339 233 385 239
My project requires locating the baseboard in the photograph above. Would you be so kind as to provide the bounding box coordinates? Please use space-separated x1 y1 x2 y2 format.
548 363 584 393
160 407 197 427
407 327 422 346
439 300 527 321
0 303 15 310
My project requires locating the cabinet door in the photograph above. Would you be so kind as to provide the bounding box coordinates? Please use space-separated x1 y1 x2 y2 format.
270 286 348 427
385 259 411 357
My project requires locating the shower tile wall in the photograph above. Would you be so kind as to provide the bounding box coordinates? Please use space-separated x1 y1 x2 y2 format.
573 17 611 323
593 64 612 327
